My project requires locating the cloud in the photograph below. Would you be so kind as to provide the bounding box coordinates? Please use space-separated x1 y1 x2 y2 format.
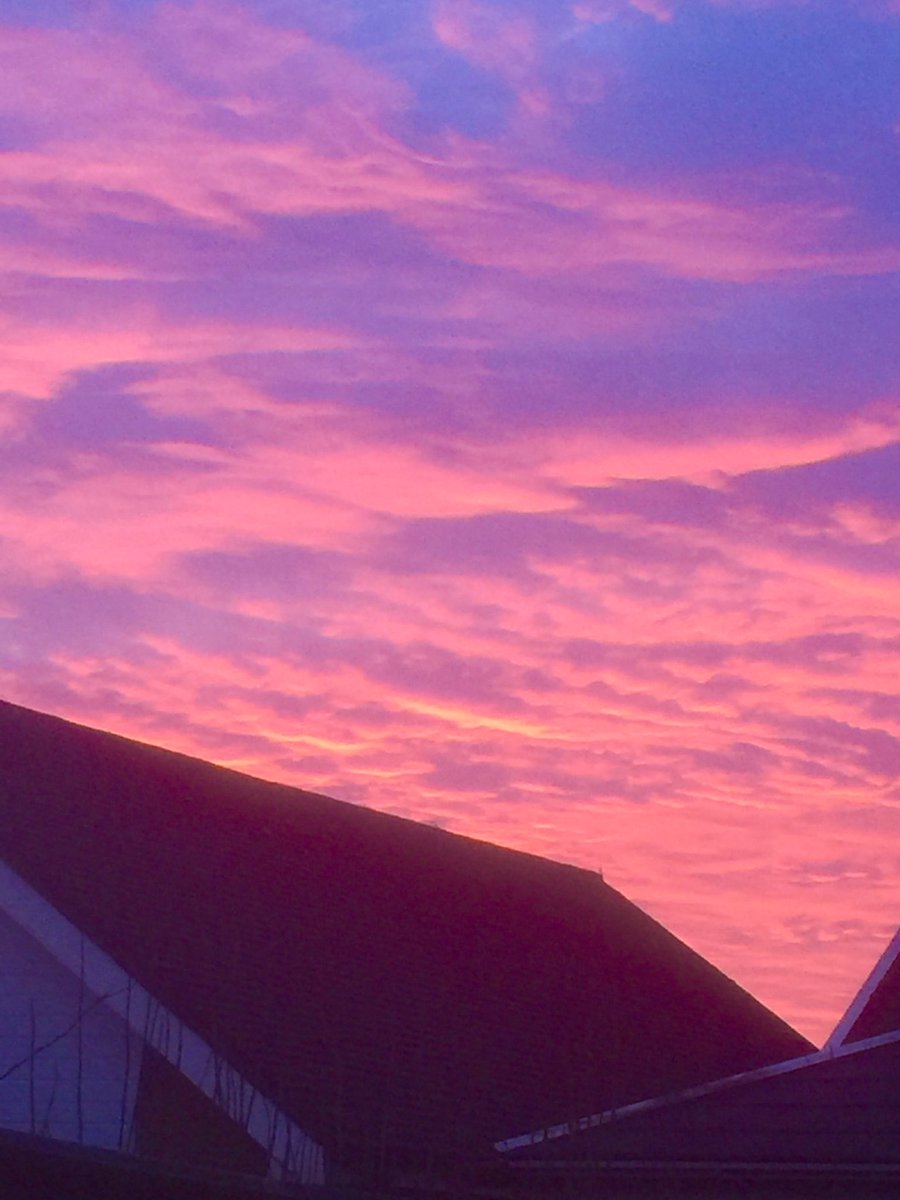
2 0 899 1046
0 300 356 399
433 0 537 80
3 3 896 294
573 0 675 23
409 168 900 282
629 0 675 20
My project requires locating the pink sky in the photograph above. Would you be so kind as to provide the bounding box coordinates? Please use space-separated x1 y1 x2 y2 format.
1 0 899 1043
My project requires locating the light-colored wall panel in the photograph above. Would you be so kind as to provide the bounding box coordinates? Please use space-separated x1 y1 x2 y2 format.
0 907 142 1149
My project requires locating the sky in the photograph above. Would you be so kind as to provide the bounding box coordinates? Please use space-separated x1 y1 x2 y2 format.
1 0 898 1044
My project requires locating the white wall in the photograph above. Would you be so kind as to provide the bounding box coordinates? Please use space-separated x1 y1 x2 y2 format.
0 906 142 1149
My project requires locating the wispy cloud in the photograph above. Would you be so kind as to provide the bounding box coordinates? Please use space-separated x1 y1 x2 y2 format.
1 0 898 1044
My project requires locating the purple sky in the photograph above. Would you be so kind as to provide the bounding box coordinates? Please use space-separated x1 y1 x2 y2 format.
1 0 899 1042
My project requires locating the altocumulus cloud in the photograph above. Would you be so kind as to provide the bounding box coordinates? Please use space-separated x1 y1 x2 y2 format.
0 0 898 1042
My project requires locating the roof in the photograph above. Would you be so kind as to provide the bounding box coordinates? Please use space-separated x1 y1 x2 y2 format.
504 944 900 1174
0 699 813 1166
505 1034 900 1171
826 929 900 1050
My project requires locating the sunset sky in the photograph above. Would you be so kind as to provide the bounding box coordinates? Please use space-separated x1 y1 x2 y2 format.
1 0 899 1043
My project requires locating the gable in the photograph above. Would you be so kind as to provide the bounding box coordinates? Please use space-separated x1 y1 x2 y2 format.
826 929 900 1049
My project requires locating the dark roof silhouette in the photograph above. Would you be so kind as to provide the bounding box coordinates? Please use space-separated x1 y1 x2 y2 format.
506 1035 900 1174
0 699 812 1168
504 931 900 1194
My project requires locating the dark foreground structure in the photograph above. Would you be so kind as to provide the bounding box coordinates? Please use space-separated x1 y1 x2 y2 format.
502 1032 900 1198
1 698 896 1198
0 1125 310 1200
500 934 900 1198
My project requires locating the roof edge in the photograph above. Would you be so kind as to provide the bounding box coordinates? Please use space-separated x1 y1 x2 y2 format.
825 927 900 1051
496 1023 900 1154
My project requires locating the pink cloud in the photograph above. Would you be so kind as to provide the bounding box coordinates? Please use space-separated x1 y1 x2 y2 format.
432 0 538 81
3 6 892 294
151 1 311 84
410 168 900 282
629 0 676 20
0 305 357 399
2 0 899 1050
572 0 676 22
536 405 900 486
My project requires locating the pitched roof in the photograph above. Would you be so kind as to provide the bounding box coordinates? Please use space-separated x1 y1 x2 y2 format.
504 1033 900 1170
0 699 812 1165
826 929 900 1050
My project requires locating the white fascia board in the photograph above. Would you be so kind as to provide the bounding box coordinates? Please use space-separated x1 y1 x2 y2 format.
495 1024 900 1153
0 859 324 1184
825 927 900 1051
